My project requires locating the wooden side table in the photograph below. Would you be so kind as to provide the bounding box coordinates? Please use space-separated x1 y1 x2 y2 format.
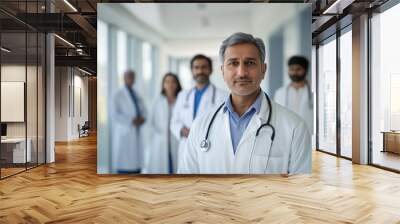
381 131 400 154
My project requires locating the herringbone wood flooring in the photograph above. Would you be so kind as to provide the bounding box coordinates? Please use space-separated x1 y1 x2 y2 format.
1 134 400 223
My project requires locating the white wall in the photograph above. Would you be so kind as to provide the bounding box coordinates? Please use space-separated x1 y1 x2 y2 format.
54 67 89 141
1 65 27 140
1 65 38 136
55 67 68 141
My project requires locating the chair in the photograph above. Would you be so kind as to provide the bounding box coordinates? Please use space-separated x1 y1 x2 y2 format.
78 121 90 138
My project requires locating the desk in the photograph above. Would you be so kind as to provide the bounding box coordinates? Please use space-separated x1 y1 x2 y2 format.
381 131 400 154
1 138 32 163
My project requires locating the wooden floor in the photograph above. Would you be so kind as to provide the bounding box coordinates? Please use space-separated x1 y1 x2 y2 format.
1 167 26 178
372 150 400 171
1 135 400 223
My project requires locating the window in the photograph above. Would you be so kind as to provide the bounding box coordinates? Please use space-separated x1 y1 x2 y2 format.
317 36 337 155
339 28 352 158
168 57 179 74
390 75 400 130
178 59 192 90
142 41 156 104
142 42 152 83
370 3 400 171
116 30 127 87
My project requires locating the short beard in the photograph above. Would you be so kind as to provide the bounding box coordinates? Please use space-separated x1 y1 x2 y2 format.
289 74 306 83
194 74 209 84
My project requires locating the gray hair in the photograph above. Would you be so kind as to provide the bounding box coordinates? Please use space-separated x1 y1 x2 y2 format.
219 32 266 63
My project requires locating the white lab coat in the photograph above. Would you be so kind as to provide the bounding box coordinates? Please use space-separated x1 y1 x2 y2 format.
178 94 311 174
274 85 313 133
112 86 147 172
170 84 227 168
144 95 179 174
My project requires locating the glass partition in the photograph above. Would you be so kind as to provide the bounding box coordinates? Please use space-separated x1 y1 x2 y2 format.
0 2 46 179
27 31 38 169
1 30 28 177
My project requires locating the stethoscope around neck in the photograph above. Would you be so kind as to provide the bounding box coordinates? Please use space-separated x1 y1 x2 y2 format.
184 84 216 108
200 92 276 152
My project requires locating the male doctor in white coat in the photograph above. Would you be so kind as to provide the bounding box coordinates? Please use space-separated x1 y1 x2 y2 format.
170 54 227 167
178 33 311 174
274 56 313 132
112 70 147 174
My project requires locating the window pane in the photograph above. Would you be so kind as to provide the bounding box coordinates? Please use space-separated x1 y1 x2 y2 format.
128 37 136 71
142 42 152 83
318 37 337 154
340 30 352 158
371 4 400 171
178 59 191 90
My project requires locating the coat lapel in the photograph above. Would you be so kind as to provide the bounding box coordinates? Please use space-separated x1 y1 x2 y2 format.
198 84 214 114
123 87 137 116
235 94 271 153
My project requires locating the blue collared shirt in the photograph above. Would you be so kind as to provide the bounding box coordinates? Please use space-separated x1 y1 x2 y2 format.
193 84 209 119
223 92 262 154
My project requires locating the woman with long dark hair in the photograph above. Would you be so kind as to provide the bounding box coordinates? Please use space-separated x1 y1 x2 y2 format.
144 72 182 174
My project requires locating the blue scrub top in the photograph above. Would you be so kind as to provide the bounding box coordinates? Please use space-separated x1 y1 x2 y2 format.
193 84 210 119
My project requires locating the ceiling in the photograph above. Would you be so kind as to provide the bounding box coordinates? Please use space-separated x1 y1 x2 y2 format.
160 3 253 39
0 0 99 74
122 3 307 40
0 0 394 75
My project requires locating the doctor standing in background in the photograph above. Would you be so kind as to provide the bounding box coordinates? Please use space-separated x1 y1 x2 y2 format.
274 56 313 132
144 73 182 174
170 54 227 167
112 70 147 174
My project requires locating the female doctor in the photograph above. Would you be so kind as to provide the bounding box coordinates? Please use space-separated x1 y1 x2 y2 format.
178 32 311 174
144 73 182 174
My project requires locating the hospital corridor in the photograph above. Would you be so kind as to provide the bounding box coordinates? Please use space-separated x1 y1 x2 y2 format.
1 0 400 223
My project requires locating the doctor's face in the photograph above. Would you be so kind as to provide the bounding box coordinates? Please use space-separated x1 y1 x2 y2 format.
163 75 179 97
221 43 266 97
191 58 211 84
288 64 307 83
124 72 135 87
